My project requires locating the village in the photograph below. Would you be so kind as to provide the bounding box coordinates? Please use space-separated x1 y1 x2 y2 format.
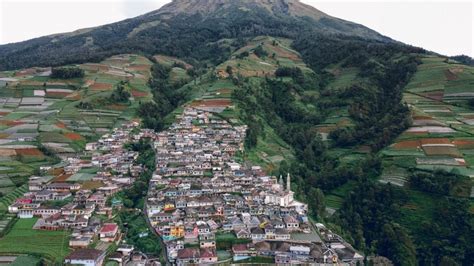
6 120 158 265
145 107 363 265
2 104 363 265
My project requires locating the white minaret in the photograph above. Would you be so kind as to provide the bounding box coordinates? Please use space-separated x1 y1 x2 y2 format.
279 175 284 188
287 173 291 192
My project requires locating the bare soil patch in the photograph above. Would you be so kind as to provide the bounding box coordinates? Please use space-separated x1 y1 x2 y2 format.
453 139 474 149
444 69 458 81
0 149 16 156
46 91 70 98
393 140 420 149
420 90 444 101
420 138 451 145
64 132 83 141
0 120 24 127
422 145 462 157
55 122 67 129
128 65 150 72
131 89 149 98
90 82 113 91
54 173 72 182
15 148 43 156
191 99 232 108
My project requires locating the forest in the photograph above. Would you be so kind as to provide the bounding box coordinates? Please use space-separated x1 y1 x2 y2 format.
230 35 472 265
137 62 191 131
50 67 84 79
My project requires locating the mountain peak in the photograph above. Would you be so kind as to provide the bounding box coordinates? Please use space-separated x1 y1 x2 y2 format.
0 0 390 70
152 0 328 20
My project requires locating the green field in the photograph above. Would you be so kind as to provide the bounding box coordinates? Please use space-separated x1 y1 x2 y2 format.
9 254 41 266
0 218 70 262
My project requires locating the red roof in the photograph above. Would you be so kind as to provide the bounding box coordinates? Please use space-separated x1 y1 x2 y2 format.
66 248 104 260
232 244 248 252
200 248 217 258
177 248 200 259
16 198 32 204
100 223 118 234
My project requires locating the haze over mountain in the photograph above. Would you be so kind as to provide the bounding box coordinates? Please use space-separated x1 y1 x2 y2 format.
0 0 390 71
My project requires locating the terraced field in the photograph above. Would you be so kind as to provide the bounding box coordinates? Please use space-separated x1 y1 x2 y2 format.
0 55 155 261
381 56 474 187
378 56 474 228
216 37 312 78
0 54 153 215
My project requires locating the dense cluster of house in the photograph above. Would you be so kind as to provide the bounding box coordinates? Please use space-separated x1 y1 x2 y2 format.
4 104 363 265
144 108 363 264
6 121 154 264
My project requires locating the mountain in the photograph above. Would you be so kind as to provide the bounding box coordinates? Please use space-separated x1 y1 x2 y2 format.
0 1 472 265
0 0 390 71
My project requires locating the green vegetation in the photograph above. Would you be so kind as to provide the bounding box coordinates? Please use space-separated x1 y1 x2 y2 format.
138 62 192 131
239 256 274 263
215 232 251 250
0 1 472 264
0 54 152 213
51 67 84 79
10 255 41 266
408 170 468 196
109 81 131 103
0 218 70 263
114 210 162 255
113 138 163 258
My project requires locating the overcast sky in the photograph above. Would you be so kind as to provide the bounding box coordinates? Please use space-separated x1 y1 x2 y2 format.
0 0 472 56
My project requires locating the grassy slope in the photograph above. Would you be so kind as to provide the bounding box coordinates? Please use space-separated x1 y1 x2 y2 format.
0 218 70 263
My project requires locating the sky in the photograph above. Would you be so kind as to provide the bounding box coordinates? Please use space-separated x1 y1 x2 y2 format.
0 0 472 57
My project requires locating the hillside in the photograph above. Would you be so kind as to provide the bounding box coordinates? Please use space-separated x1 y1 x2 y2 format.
0 54 153 224
0 0 390 71
0 0 472 265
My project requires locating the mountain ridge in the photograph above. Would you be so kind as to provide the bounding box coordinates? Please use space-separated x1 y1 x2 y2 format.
0 0 390 71
147 0 328 20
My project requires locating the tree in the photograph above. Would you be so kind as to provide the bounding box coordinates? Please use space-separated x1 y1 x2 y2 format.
110 82 131 103
378 223 417 266
51 67 84 79
226 65 233 76
253 45 268 58
308 188 325 219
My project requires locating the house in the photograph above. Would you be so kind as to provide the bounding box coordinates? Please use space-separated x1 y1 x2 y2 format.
18 208 34 219
274 228 291 240
28 176 51 191
235 228 250 239
199 248 218 264
34 206 61 218
283 215 299 231
34 190 56 202
69 236 93 248
99 223 120 242
275 254 292 264
46 183 80 192
170 225 185 238
197 224 210 235
199 233 216 248
290 245 311 256
64 248 106 266
184 226 199 244
176 248 200 266
232 243 257 260
251 227 266 241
